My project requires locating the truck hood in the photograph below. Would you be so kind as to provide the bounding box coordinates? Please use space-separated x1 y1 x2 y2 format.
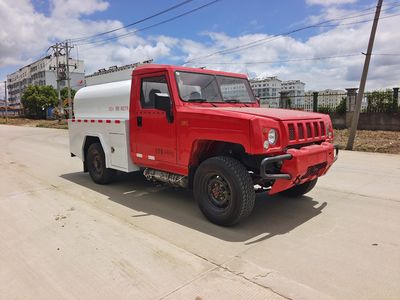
194 107 325 121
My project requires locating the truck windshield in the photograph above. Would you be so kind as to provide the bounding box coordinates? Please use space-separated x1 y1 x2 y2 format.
175 71 255 103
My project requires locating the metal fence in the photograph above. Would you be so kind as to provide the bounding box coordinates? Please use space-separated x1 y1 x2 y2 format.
259 94 348 113
363 90 399 113
259 88 399 114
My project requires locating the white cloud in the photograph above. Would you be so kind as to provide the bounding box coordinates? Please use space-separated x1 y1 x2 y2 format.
180 9 400 91
0 0 176 74
50 0 109 18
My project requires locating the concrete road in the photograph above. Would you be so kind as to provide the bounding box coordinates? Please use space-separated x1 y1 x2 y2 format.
0 125 399 300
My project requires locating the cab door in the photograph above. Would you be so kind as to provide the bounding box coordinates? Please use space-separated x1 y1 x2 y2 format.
133 72 177 167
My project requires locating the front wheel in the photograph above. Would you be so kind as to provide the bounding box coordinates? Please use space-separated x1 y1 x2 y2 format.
194 156 255 226
280 178 318 198
87 143 116 184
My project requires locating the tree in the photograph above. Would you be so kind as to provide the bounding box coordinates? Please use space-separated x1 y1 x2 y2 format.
335 98 347 114
60 87 77 119
317 105 333 114
21 85 58 119
60 87 76 103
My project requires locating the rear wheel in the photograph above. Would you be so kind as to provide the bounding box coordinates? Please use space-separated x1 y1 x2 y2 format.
87 143 116 184
194 156 255 226
280 178 318 198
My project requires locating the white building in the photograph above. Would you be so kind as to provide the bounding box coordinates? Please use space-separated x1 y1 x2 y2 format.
304 89 347 111
250 76 282 107
281 80 305 106
85 60 153 86
220 82 250 101
305 89 346 107
7 55 85 107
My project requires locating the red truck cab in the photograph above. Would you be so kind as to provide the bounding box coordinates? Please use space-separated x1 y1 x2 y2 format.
70 64 338 226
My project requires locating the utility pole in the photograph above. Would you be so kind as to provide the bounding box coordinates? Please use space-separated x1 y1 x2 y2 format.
346 0 383 150
54 43 63 122
4 81 7 122
49 41 76 121
65 40 73 119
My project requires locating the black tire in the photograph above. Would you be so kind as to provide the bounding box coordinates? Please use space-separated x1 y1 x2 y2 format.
280 178 318 198
193 156 255 226
86 143 116 184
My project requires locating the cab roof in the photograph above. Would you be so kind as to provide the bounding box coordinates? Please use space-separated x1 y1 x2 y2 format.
133 64 248 79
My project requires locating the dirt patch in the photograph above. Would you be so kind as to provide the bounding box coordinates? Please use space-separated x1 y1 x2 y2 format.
334 129 400 154
0 117 68 129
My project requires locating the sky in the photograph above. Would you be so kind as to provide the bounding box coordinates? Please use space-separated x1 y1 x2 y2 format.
1 0 400 95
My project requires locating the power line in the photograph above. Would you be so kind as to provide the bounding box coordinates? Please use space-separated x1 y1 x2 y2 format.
195 53 362 65
77 0 220 47
193 52 400 66
182 1 400 65
69 0 195 43
373 52 400 55
315 11 400 27
76 0 221 47
3 0 219 95
6 0 198 69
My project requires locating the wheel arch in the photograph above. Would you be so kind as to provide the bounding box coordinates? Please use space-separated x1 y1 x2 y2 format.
187 139 247 189
82 134 110 172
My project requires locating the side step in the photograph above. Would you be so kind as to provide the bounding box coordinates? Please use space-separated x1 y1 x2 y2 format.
143 168 188 188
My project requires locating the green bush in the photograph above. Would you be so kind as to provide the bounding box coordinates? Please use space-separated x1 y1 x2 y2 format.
317 105 334 114
366 90 397 113
21 85 58 119
335 98 347 114
61 87 76 104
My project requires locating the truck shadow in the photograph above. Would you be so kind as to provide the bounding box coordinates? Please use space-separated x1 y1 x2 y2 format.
61 171 327 244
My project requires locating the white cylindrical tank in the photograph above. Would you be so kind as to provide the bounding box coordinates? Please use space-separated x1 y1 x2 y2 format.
74 80 131 119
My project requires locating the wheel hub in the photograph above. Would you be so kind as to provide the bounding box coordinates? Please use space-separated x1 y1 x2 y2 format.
207 175 231 208
93 154 102 173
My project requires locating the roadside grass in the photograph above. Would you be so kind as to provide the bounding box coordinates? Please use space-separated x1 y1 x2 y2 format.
1 117 399 154
35 120 68 129
0 117 68 129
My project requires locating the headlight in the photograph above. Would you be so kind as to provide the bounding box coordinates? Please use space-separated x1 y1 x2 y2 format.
263 140 269 149
268 129 277 145
326 123 333 138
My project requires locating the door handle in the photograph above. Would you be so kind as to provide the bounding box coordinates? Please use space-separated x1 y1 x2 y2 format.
137 116 142 127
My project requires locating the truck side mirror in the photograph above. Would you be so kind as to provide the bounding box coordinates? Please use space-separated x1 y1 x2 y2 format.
154 93 173 123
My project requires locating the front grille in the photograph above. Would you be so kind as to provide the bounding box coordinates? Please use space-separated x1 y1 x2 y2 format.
297 123 304 139
306 123 312 138
313 122 319 136
286 120 326 143
288 124 295 140
320 121 326 136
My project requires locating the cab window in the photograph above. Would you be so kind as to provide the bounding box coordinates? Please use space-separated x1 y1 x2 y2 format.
140 76 170 109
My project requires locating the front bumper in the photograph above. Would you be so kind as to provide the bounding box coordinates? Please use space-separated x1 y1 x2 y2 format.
260 142 339 195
